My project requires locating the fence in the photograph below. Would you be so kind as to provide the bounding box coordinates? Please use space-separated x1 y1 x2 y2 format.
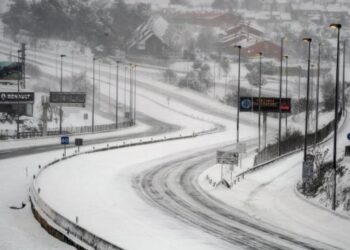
254 109 343 165
0 120 134 140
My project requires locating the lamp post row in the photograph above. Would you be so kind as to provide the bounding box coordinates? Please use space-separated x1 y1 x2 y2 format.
234 23 344 211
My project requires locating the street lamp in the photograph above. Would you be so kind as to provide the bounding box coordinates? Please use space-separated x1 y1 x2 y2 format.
59 54 66 135
330 23 341 211
16 49 22 139
284 55 289 137
116 61 120 129
278 37 286 156
133 64 137 124
92 57 97 133
342 40 346 111
257 52 263 152
315 43 322 146
302 38 312 163
234 45 242 143
129 64 133 124
298 65 302 113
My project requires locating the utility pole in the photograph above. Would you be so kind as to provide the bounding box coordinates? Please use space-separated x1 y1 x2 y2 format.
342 40 346 111
330 23 342 211
129 64 133 124
92 57 96 133
258 52 263 152
59 54 66 135
278 37 285 156
16 49 21 139
234 45 242 143
285 55 289 137
133 65 137 124
116 61 120 129
315 43 321 146
303 38 312 162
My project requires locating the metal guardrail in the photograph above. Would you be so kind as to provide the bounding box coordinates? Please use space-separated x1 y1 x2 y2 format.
29 131 204 250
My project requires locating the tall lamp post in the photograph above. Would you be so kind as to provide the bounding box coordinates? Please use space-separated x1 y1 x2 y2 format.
16 49 22 139
133 65 137 124
284 55 289 137
330 23 341 211
234 45 242 143
92 57 96 133
315 43 322 146
59 54 66 135
342 40 346 111
302 38 312 163
278 37 285 156
258 52 263 152
116 61 120 129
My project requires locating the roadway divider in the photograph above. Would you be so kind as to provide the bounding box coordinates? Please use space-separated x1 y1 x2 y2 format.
29 126 220 250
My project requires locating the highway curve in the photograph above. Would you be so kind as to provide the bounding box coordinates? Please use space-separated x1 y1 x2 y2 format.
134 140 341 250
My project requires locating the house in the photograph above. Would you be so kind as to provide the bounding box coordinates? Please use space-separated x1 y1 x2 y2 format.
127 16 174 57
241 40 282 59
220 23 264 53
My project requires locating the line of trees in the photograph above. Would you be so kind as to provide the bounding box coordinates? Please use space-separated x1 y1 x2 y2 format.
2 0 150 56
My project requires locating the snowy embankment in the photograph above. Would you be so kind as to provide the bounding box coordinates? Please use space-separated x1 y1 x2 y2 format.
199 109 350 250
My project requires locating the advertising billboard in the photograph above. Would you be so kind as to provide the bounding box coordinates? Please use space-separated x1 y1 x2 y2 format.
0 61 23 84
240 97 291 113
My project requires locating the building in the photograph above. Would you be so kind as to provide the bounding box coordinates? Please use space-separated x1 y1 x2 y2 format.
127 16 172 57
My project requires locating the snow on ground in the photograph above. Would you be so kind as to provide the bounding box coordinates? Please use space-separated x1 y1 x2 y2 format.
36 126 255 250
199 109 350 250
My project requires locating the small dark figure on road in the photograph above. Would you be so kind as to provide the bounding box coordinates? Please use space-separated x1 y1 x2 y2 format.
9 201 26 210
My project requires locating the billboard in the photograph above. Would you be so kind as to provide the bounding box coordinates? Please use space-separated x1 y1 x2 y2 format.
50 92 86 107
0 92 34 104
0 104 33 117
216 150 239 165
240 97 291 113
0 61 23 84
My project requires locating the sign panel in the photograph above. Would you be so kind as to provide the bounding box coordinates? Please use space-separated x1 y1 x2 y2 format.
0 103 33 116
305 154 315 163
240 97 291 113
302 161 314 183
0 61 23 84
50 92 86 107
0 92 34 104
75 138 83 146
217 150 239 165
61 136 69 145
236 142 247 153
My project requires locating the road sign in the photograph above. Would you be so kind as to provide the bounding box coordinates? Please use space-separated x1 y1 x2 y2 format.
0 92 34 104
75 138 83 146
83 113 88 120
217 150 239 165
239 97 291 113
61 136 69 145
240 97 253 112
236 142 247 153
345 146 350 157
50 92 86 107
0 61 23 84
302 161 314 184
347 133 350 140
305 154 315 163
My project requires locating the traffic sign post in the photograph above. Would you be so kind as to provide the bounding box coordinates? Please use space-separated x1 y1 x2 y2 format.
61 136 69 156
75 138 83 153
50 92 86 107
